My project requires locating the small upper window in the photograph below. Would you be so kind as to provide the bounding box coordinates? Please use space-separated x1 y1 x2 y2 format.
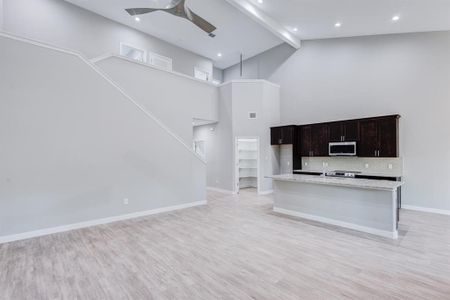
148 51 173 71
120 43 146 63
194 67 211 82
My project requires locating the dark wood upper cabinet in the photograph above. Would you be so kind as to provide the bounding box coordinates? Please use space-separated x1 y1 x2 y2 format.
359 116 399 157
328 122 343 142
311 124 329 156
281 126 295 144
270 127 281 145
328 121 359 142
343 121 359 141
300 126 312 156
270 126 296 145
274 115 399 159
378 117 398 157
300 124 328 157
359 120 379 157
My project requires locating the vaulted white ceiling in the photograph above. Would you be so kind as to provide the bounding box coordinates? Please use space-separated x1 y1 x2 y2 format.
65 0 284 69
249 0 450 40
66 0 450 69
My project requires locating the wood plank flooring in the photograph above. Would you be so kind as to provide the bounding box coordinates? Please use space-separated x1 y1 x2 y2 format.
1 189 450 299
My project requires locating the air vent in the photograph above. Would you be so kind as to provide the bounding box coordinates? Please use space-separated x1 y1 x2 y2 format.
248 112 257 119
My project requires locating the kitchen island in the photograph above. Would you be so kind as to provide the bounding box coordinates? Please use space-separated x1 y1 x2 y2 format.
267 174 404 239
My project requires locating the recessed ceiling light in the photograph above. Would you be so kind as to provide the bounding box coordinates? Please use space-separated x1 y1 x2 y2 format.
335 22 342 28
392 15 400 21
135 17 141 22
257 0 263 3
217 53 222 57
293 27 298 32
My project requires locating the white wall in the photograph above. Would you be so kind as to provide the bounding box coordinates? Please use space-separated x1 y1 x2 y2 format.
0 0 4 29
195 81 281 193
231 81 281 192
225 31 450 211
194 84 234 191
2 0 213 77
0 34 206 238
96 56 219 145
223 43 296 82
213 67 224 83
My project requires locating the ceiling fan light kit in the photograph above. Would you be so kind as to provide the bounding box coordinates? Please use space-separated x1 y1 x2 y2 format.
125 0 217 37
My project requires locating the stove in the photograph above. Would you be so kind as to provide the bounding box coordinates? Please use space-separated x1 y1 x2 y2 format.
325 170 362 178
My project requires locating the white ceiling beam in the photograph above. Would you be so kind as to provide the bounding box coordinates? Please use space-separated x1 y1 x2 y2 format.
223 0 301 49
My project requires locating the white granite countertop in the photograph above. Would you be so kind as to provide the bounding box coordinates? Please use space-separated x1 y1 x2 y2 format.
293 169 402 178
267 174 404 191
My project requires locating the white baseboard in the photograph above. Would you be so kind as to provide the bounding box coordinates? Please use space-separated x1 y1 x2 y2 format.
273 207 398 239
258 189 274 195
402 205 450 216
206 186 236 194
0 200 207 244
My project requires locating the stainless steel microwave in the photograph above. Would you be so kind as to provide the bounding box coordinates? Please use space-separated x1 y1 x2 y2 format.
329 142 357 156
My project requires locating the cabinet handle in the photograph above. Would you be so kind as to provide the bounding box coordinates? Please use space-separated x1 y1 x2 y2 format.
279 139 282 144
374 150 377 157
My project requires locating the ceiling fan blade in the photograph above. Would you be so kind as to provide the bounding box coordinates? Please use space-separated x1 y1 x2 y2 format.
168 0 184 9
186 9 217 34
125 8 159 16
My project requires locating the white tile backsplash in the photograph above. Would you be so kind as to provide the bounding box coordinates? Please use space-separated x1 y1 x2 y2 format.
301 157 403 177
274 146 402 177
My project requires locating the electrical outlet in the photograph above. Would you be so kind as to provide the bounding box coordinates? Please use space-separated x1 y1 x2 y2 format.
123 198 129 205
305 162 308 166
287 161 290 166
216 179 219 184
388 164 393 170
365 163 369 169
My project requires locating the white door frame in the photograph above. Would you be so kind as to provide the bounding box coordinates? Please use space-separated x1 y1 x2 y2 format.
234 136 260 194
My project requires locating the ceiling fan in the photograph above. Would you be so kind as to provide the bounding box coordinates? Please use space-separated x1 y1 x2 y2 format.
125 0 217 37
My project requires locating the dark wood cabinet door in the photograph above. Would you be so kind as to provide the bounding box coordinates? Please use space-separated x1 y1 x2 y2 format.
270 127 281 145
359 120 378 157
301 126 312 156
293 126 302 170
311 124 329 156
328 122 343 142
378 117 398 157
280 126 295 144
343 121 359 141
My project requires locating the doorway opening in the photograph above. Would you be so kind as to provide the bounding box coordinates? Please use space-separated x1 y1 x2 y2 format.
235 137 259 194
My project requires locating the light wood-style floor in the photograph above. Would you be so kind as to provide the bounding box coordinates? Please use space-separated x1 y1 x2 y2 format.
1 189 450 300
